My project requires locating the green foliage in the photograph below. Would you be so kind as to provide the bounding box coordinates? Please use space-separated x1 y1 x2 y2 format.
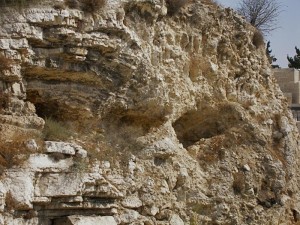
43 118 71 141
266 41 279 68
287 46 300 69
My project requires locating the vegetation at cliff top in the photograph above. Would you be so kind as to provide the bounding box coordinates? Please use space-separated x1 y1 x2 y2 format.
287 47 300 69
266 41 279 68
237 0 282 35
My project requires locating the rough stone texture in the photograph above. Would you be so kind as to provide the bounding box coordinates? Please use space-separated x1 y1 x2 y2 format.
170 214 184 225
121 196 143 209
53 215 117 225
45 141 76 155
45 141 87 157
0 0 300 225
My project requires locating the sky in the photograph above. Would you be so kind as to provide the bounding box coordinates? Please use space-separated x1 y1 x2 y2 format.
216 0 300 68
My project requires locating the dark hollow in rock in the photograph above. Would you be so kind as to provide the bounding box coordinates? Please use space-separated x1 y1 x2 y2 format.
173 103 244 148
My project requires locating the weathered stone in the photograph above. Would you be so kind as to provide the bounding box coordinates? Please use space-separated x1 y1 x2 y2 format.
0 1 299 225
169 214 184 225
145 137 178 158
3 172 34 210
45 141 76 155
279 116 293 135
34 172 122 199
26 139 38 151
150 206 159 216
122 196 143 208
176 167 189 187
273 131 284 140
0 183 5 212
119 209 140 224
53 215 117 225
243 164 251 172
72 143 88 158
144 205 159 216
44 142 87 158
27 154 73 171
32 196 51 205
0 115 44 129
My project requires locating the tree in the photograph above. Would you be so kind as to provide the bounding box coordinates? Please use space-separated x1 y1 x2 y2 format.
237 0 282 35
266 41 279 68
287 47 300 69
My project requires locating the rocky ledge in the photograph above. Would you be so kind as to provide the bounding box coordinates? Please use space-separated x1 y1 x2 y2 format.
0 0 300 224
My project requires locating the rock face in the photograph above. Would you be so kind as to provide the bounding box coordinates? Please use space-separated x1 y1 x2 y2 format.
0 0 300 224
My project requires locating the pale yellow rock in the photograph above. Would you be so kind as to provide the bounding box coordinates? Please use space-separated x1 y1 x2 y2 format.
0 1 299 225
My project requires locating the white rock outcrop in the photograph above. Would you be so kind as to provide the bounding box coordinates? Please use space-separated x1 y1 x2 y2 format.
54 215 117 225
0 0 299 225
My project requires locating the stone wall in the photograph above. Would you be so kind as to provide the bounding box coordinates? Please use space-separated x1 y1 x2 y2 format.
274 68 300 104
274 68 300 131
0 1 300 225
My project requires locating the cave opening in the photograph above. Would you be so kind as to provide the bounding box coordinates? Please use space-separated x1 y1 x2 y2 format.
172 104 243 148
25 88 62 121
34 102 60 120
173 111 225 148
26 88 85 123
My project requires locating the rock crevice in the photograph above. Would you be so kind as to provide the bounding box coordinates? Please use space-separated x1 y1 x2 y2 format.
0 0 299 225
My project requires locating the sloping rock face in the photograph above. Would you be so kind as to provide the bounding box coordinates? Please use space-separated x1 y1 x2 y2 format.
0 0 300 224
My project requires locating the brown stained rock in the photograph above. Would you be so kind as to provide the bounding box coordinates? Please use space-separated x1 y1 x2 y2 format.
0 1 299 225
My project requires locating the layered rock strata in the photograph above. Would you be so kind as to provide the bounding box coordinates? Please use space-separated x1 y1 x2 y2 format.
0 0 300 224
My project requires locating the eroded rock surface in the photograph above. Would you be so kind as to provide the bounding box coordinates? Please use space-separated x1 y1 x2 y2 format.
0 0 300 224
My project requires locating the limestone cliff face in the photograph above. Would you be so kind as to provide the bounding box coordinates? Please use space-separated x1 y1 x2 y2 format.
0 0 300 224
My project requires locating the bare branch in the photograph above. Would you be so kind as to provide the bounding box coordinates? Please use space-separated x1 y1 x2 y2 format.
237 0 282 35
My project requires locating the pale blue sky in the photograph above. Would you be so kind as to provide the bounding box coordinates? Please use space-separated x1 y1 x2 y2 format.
216 0 300 68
